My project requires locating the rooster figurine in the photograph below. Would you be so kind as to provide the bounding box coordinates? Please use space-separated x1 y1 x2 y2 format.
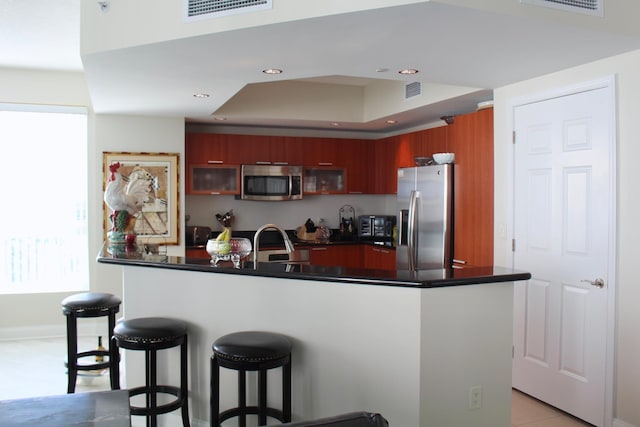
104 162 156 238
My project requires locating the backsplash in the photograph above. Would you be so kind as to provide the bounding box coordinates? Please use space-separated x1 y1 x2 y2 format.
186 194 396 231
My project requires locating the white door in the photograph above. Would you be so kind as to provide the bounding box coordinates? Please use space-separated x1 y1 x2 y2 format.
512 85 615 426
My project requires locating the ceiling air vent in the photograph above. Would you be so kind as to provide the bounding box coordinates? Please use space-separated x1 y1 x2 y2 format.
520 0 603 17
185 0 272 22
405 82 422 100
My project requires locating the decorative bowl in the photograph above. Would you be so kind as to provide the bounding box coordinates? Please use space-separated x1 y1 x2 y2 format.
206 237 252 267
432 152 455 164
415 156 434 166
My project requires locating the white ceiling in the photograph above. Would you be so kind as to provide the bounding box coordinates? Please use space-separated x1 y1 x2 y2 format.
4 1 640 135
0 0 82 72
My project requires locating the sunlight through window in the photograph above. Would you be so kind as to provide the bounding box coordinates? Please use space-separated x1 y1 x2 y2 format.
0 105 88 294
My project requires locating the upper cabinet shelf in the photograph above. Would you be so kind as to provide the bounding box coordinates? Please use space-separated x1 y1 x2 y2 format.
188 164 239 195
303 167 346 194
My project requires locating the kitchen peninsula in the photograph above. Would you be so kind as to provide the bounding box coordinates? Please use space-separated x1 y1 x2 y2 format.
98 247 529 427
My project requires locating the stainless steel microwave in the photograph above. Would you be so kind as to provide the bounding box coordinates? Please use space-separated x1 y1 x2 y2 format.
241 164 303 201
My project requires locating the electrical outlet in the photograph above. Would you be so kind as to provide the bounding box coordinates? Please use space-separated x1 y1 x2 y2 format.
469 385 482 409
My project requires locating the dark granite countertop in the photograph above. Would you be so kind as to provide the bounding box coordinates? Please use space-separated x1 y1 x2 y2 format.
98 244 529 289
185 229 390 250
0 390 130 427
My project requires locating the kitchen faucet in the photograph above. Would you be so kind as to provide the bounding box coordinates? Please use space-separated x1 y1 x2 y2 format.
253 223 295 266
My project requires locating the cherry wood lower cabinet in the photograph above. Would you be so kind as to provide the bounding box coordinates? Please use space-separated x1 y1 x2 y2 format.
306 245 363 269
362 245 396 270
188 244 396 270
186 248 209 259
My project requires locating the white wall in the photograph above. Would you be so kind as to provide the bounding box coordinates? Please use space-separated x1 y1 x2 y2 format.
0 68 186 336
493 49 640 427
92 114 186 308
0 68 94 335
186 194 395 231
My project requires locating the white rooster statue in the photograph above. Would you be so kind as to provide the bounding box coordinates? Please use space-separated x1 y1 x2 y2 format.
104 162 156 239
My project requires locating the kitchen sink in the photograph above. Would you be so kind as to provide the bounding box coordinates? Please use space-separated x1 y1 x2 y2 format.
254 248 310 264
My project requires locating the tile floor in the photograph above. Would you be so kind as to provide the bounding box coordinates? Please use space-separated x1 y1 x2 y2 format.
0 336 594 426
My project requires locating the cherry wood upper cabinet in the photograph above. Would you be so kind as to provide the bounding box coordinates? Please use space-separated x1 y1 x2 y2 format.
448 108 494 267
341 139 369 194
369 137 399 194
412 125 450 159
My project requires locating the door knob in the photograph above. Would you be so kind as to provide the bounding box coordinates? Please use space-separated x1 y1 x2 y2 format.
581 278 605 288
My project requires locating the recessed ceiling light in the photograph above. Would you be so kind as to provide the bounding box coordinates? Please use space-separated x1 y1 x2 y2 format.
262 68 283 74
193 93 210 98
213 117 227 121
330 123 340 127
386 120 398 124
398 69 419 75
375 68 389 73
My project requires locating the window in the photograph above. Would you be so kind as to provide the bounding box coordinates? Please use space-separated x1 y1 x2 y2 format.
0 105 89 294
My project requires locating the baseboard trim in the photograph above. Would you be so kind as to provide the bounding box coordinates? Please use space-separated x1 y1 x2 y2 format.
614 418 638 427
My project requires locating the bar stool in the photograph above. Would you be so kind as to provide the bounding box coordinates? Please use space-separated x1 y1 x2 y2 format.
61 292 121 393
112 317 190 427
211 331 292 427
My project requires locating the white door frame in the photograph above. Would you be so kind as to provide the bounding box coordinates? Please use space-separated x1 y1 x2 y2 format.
505 75 617 427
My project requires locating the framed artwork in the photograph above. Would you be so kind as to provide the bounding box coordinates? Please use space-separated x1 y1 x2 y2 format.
103 152 180 245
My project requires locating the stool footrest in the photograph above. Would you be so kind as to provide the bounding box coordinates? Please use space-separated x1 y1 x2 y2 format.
128 385 186 416
65 349 112 371
220 406 285 423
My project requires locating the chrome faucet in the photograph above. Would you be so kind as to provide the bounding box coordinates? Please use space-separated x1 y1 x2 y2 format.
253 223 295 266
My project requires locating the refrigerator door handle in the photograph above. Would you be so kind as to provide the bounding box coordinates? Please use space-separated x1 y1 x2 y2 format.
407 190 419 270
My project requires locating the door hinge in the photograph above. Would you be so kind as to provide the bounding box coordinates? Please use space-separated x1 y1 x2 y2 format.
512 239 516 252
512 130 516 144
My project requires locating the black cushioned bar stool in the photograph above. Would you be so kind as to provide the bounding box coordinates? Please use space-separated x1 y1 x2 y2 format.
211 331 292 427
112 317 190 427
61 292 121 393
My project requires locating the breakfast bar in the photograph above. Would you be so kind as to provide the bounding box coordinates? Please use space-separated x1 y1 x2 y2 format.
98 246 530 427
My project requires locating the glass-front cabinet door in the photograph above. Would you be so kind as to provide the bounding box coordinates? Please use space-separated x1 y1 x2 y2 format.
303 167 346 194
188 164 240 195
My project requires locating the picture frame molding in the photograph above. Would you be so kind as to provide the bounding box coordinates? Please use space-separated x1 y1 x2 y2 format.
102 151 180 246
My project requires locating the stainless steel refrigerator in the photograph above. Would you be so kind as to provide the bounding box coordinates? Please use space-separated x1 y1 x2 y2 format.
397 164 453 270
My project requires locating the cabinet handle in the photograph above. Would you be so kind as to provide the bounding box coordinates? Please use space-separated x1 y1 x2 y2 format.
273 161 289 165
207 160 223 164
318 162 333 166
452 259 467 265
372 248 390 254
311 247 327 251
210 192 221 195
255 161 271 165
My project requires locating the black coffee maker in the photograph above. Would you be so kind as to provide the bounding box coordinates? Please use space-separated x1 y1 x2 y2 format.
338 205 356 241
